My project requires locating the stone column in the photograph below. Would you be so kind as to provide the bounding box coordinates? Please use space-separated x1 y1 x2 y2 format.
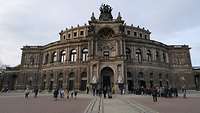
120 40 123 56
56 50 60 63
95 41 98 57
66 47 70 63
53 71 57 89
78 45 81 63
63 70 67 89
91 40 94 57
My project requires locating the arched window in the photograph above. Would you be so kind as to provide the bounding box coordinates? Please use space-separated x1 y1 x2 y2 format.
159 73 162 79
156 51 160 61
138 72 144 80
138 72 146 88
52 52 57 63
80 72 87 91
68 72 75 90
150 73 153 79
127 72 133 92
126 48 131 60
45 53 49 64
60 50 66 63
159 73 163 87
58 73 63 88
70 49 77 62
42 74 47 90
49 74 54 91
136 49 142 62
147 50 152 62
82 48 88 62
163 52 166 63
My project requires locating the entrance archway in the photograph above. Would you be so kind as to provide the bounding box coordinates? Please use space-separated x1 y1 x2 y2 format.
100 67 114 91
10 75 17 90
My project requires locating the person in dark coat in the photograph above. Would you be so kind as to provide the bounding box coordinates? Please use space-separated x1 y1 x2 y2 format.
174 88 178 97
25 88 30 99
34 87 39 98
53 89 59 101
103 86 107 98
152 87 158 102
74 90 78 99
86 86 89 94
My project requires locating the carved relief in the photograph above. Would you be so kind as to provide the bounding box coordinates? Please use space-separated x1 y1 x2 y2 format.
98 41 116 51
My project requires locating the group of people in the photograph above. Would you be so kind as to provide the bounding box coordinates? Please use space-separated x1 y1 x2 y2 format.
53 88 78 101
24 87 39 99
92 86 113 98
24 87 78 101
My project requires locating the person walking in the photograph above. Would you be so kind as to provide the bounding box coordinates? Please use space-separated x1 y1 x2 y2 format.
25 88 30 99
74 90 78 99
60 88 64 99
71 90 74 99
183 88 187 98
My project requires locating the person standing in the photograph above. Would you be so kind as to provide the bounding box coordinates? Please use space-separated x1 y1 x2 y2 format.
183 88 187 98
34 87 39 98
64 88 69 99
103 86 107 98
152 87 158 102
25 88 30 99
53 89 59 101
86 86 89 94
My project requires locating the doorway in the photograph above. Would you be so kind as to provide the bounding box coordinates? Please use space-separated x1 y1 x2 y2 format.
100 67 114 91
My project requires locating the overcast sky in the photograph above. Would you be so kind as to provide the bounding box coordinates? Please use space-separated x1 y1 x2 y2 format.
0 0 199 67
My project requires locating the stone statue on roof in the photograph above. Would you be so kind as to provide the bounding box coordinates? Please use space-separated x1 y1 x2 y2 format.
99 4 113 21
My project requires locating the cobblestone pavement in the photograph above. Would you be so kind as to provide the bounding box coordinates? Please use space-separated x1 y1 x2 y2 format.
1 91 200 113
0 93 92 113
128 95 200 113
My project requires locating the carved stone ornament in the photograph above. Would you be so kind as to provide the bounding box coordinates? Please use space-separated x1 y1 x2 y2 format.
98 28 114 39
88 25 95 34
92 75 97 84
117 75 123 83
91 12 96 21
99 4 113 21
98 41 116 51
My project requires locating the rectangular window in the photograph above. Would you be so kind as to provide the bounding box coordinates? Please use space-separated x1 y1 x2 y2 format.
144 35 147 39
127 30 130 35
68 34 71 38
74 32 77 37
134 32 137 36
80 31 84 35
139 33 142 38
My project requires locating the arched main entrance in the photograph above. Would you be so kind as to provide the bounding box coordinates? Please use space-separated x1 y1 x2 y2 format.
9 75 17 90
100 67 114 91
